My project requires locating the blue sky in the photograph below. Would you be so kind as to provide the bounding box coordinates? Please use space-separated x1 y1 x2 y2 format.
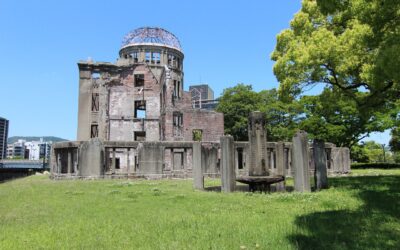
0 0 390 144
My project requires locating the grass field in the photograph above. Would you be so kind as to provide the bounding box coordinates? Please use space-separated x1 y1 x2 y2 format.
1 169 399 250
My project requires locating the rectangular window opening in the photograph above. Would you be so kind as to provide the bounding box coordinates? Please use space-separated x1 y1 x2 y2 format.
134 74 144 87
237 148 244 169
134 100 146 118
90 124 98 138
145 51 151 63
91 93 99 112
173 112 183 127
92 72 100 79
131 52 139 63
152 52 160 64
134 131 146 141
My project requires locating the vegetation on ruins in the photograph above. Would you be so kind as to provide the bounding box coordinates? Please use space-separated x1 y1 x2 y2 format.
1 170 399 249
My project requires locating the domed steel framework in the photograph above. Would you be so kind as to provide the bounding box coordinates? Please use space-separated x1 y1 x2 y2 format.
121 27 182 51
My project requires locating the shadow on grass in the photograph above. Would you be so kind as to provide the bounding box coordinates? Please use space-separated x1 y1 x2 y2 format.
289 175 400 249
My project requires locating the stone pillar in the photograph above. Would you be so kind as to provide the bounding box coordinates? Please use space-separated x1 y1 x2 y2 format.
111 148 116 174
193 142 204 190
313 139 328 190
78 138 105 177
331 147 342 173
248 111 268 176
137 142 164 175
342 147 351 173
57 151 61 174
275 142 286 191
67 149 72 174
292 131 311 192
221 136 236 192
127 148 131 175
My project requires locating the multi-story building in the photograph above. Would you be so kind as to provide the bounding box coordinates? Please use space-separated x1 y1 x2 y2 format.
0 117 8 160
7 139 26 159
77 27 224 142
189 84 214 101
7 139 51 160
189 84 218 110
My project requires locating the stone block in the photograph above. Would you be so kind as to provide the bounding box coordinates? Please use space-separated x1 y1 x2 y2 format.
221 136 236 192
193 142 204 190
292 131 311 192
313 139 328 190
275 142 286 191
137 142 164 175
78 138 105 177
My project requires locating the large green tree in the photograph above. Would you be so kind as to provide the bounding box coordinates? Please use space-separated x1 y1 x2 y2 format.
271 0 399 144
298 87 395 147
272 0 399 107
216 84 301 141
216 84 262 141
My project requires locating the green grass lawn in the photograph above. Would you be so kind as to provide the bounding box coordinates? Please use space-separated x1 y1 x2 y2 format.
1 169 399 250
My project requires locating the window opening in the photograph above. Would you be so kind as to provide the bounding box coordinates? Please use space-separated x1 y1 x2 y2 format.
173 112 183 127
145 51 151 63
92 72 100 79
168 54 173 66
131 52 139 62
134 74 144 87
134 100 146 118
115 158 120 169
90 124 98 138
237 148 244 169
91 93 99 112
152 52 160 64
134 131 146 141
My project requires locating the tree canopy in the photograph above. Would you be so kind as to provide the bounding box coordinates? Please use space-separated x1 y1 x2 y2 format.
270 0 399 146
271 0 399 110
216 84 300 141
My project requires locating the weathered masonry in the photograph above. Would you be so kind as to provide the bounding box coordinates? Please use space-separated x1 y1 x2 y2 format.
50 132 350 179
51 28 350 181
77 27 224 143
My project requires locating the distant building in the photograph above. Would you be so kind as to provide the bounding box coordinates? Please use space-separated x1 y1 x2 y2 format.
189 84 219 110
0 117 9 160
7 138 51 160
7 140 26 159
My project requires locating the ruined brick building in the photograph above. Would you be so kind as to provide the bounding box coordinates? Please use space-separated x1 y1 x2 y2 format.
77 27 224 143
50 27 350 180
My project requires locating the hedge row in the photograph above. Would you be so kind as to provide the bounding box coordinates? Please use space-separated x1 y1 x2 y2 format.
351 162 400 169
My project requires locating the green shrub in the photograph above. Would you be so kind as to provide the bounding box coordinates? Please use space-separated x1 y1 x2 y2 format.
351 162 400 169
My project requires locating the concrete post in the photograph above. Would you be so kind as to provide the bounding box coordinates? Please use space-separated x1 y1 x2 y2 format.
221 136 236 192
67 149 72 174
275 142 286 192
78 138 105 177
57 152 61 174
342 147 351 173
193 142 204 190
313 139 328 190
248 111 268 176
111 148 116 174
127 148 130 175
292 131 311 192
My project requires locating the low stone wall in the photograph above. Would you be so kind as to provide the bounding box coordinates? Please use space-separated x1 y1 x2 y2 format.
50 138 350 180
